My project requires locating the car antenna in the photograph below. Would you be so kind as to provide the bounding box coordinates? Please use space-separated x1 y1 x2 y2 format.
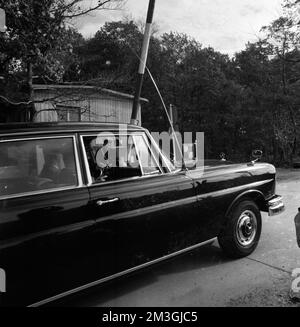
145 67 186 170
129 45 186 170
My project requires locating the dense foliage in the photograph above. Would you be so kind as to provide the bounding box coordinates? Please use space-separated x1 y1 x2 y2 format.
0 0 299 164
0 0 123 118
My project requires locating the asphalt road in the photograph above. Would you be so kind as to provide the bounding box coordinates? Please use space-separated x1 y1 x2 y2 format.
60 168 300 307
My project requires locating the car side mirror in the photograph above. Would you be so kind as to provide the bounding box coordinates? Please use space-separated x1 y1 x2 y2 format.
248 150 263 166
252 150 263 160
219 152 226 161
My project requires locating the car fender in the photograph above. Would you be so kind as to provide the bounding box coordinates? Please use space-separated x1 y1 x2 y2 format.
225 189 267 218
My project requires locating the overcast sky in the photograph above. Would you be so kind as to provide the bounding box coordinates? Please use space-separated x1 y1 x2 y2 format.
75 0 283 55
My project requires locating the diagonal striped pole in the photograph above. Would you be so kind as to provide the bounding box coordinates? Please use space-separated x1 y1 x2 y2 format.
130 0 156 125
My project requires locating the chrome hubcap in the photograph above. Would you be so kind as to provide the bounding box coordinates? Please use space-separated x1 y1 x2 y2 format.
236 210 257 247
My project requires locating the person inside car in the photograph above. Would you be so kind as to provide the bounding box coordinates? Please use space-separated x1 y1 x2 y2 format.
59 151 77 185
40 153 62 183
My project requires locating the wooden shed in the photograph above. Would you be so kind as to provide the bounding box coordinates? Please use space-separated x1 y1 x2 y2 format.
33 84 148 125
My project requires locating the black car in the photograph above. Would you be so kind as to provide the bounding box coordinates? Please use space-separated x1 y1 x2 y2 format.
0 123 284 306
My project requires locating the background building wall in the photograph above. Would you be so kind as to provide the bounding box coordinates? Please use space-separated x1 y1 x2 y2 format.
33 87 143 125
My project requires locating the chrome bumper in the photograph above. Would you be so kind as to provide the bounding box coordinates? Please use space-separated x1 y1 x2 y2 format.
268 196 285 216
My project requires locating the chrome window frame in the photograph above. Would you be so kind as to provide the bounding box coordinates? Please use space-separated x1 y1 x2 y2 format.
132 134 162 176
144 130 179 173
80 131 165 187
0 135 83 201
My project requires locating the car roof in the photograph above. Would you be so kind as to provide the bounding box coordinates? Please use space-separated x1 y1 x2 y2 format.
0 122 146 136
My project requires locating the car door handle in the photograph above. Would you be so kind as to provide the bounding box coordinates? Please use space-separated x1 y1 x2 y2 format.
96 198 120 207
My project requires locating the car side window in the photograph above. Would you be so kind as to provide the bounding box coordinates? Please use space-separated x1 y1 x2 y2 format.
82 133 161 184
0 137 78 197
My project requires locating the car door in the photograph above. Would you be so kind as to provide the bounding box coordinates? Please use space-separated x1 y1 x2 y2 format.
80 130 202 278
0 134 95 306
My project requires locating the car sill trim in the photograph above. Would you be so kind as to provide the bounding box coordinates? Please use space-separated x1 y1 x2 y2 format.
28 237 218 307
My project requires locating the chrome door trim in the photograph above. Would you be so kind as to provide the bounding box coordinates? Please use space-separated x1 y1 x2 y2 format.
28 237 217 307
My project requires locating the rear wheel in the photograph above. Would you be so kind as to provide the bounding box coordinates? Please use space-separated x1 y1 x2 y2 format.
218 200 262 258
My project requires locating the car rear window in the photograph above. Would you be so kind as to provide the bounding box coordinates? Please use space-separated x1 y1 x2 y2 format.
0 137 78 197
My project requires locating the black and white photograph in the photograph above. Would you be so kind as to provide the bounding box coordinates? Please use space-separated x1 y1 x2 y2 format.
0 0 300 311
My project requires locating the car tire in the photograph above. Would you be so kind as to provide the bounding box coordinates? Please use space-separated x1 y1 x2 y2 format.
218 200 262 258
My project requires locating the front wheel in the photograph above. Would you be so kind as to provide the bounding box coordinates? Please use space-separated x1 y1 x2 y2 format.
218 200 262 258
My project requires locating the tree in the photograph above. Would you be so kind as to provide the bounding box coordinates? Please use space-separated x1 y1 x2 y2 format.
0 0 124 120
260 0 300 163
68 19 165 128
74 20 143 86
1 2 295 165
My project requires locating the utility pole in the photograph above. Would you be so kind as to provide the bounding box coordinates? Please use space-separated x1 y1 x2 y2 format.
130 0 156 125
